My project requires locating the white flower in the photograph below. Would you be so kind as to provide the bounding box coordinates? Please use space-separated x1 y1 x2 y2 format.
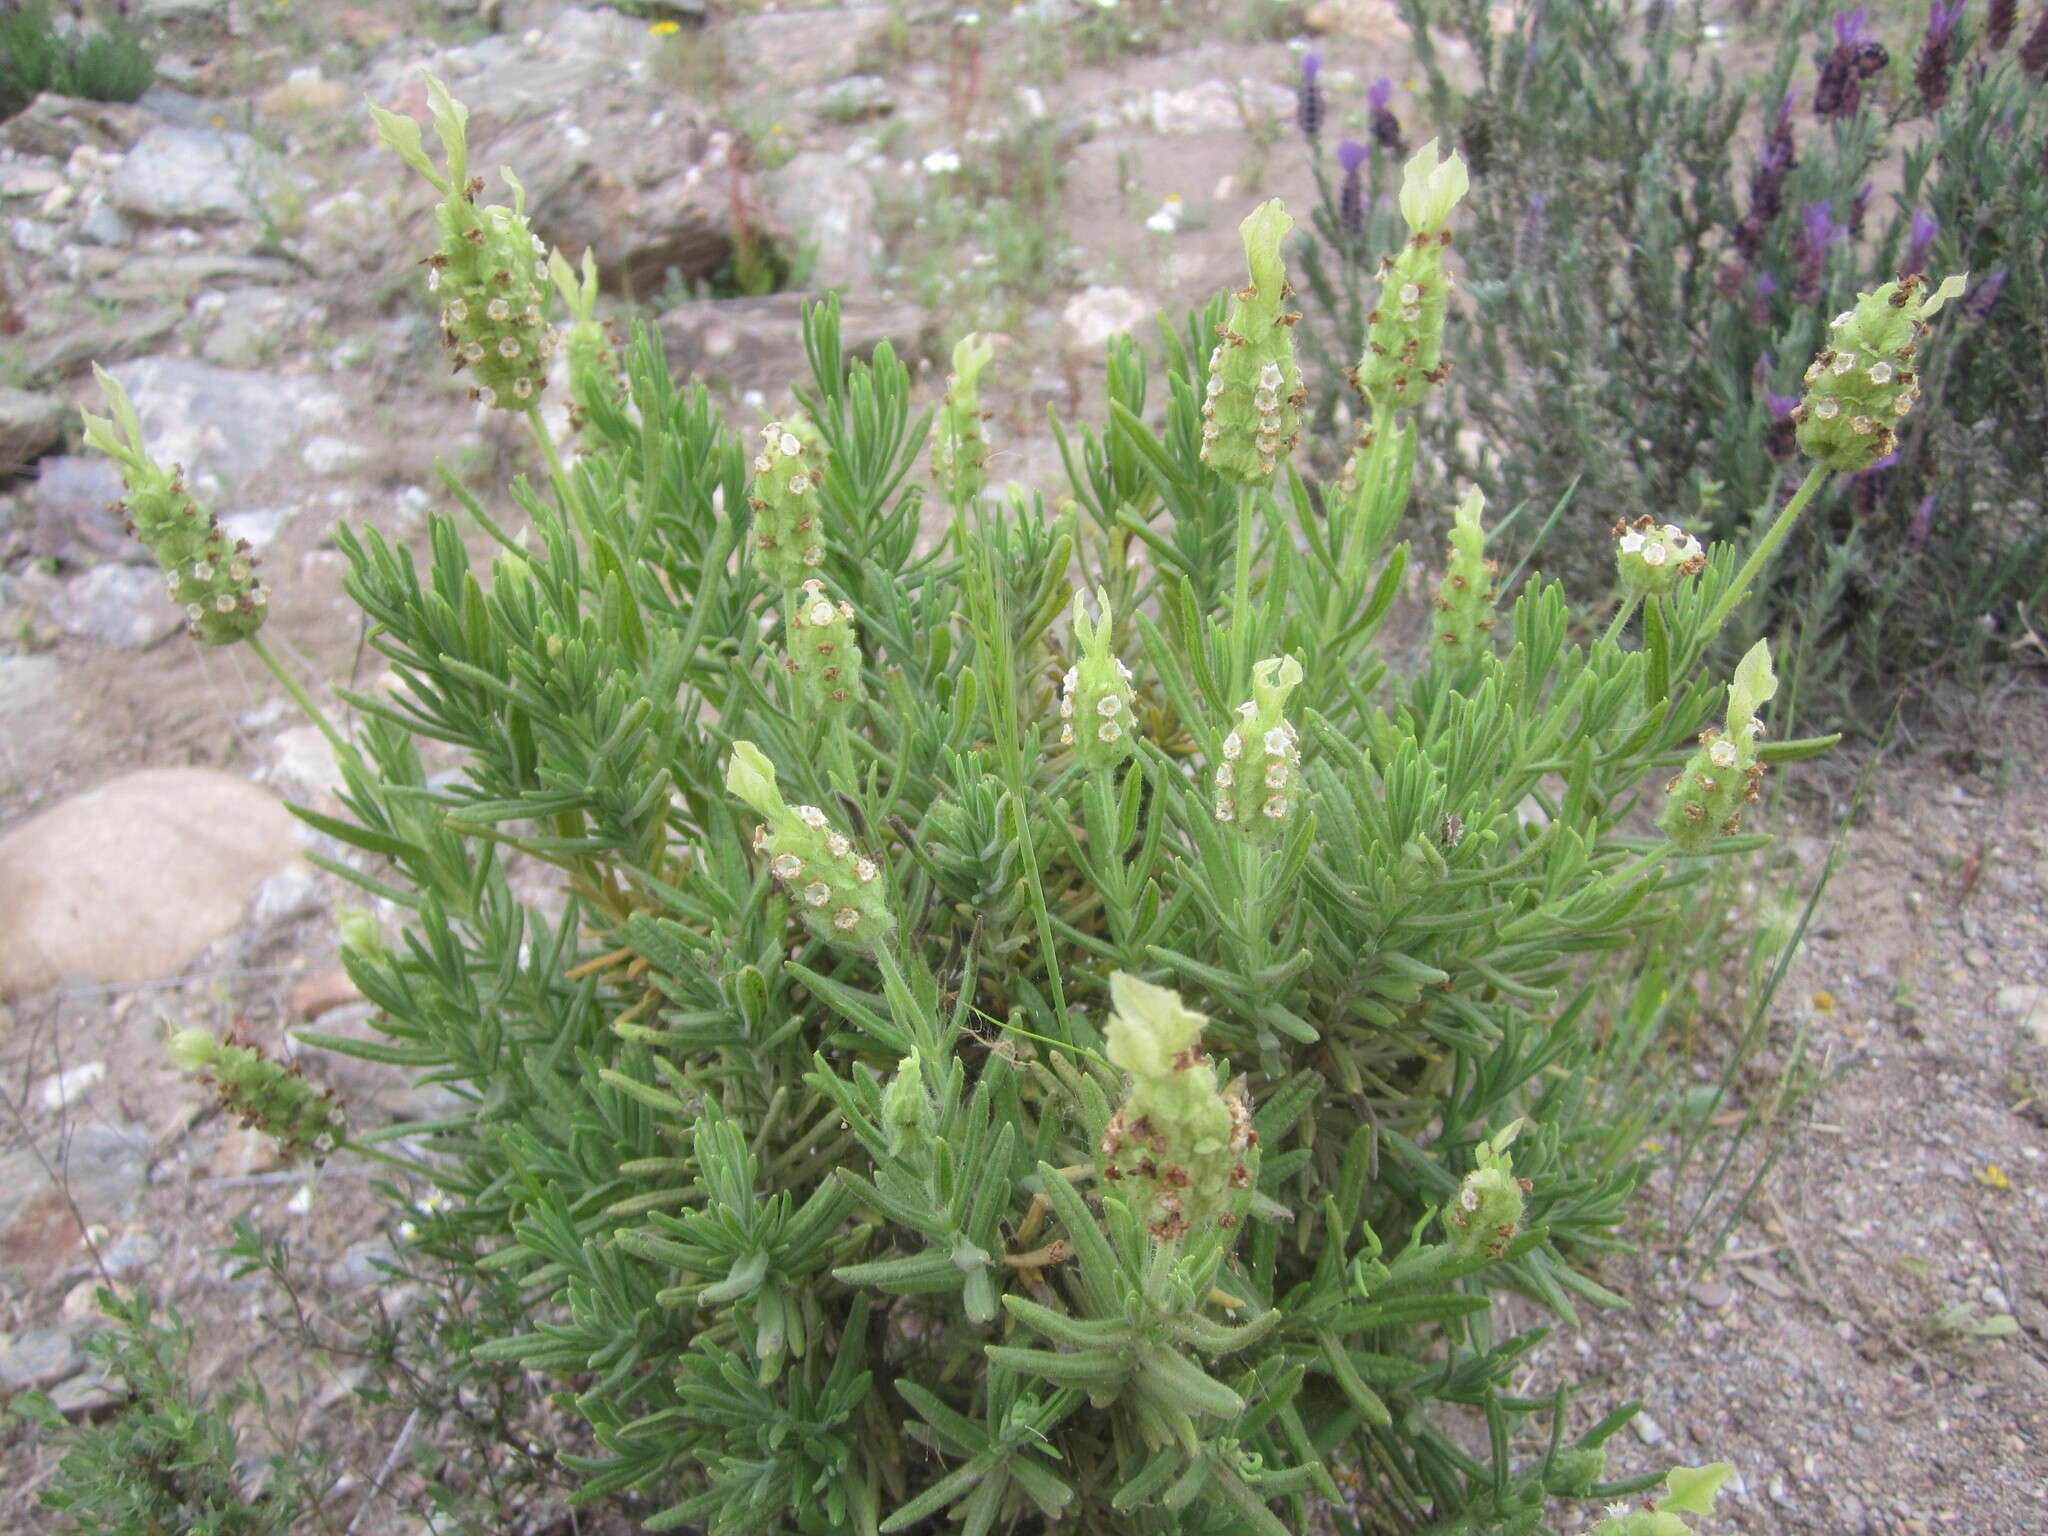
1145 208 1178 234
922 148 962 175
1709 739 1738 767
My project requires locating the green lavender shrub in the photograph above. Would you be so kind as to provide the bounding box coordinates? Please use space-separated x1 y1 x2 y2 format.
0 1 155 123
81 78 1926 1536
1291 0 2048 717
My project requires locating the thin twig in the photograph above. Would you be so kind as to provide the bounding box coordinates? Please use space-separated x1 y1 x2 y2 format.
344 1405 421 1536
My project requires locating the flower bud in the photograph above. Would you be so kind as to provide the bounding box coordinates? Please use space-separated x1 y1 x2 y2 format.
880 1048 936 1157
371 75 557 411
747 416 827 587
1354 139 1468 413
1058 587 1138 772
1431 487 1499 661
931 332 995 505
1660 640 1775 852
549 246 618 422
79 368 268 647
1097 973 1257 1242
1793 272 1966 473
1442 1120 1526 1260
1611 514 1707 597
1212 656 1304 838
726 740 892 948
783 577 864 716
164 1026 346 1162
1198 200 1305 486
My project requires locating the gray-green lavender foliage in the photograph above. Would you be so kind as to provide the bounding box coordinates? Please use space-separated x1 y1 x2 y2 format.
82 78 1880 1536
1293 0 2048 716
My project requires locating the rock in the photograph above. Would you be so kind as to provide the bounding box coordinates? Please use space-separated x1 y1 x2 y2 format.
25 456 131 566
0 95 150 160
0 655 68 791
1061 284 1156 356
0 769 301 998
722 7 892 91
766 152 879 291
0 387 68 470
1303 0 1412 41
208 1127 284 1178
99 1230 162 1279
249 867 323 925
1629 1411 1668 1446
219 505 293 551
301 435 366 476
195 286 311 370
0 166 65 200
263 722 344 799
48 1372 127 1418
97 357 344 491
480 105 743 299
328 1237 398 1288
1688 1278 1734 1310
804 74 896 122
75 202 133 248
36 1060 107 1111
61 1277 136 1327
9 215 58 257
108 126 268 225
658 293 928 395
290 970 364 1022
0 1329 81 1391
36 563 185 650
1098 80 1296 136
1994 984 2047 1037
23 303 183 383
255 73 352 122
0 1121 152 1239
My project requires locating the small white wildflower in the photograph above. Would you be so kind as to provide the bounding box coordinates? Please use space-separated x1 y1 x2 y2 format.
780 431 802 457
1831 310 1854 329
1814 398 1840 421
770 853 803 880
832 907 860 930
1214 763 1234 788
855 857 879 883
1262 795 1288 819
827 833 852 859
1222 731 1243 761
1709 739 1737 767
1097 720 1122 743
797 805 830 829
922 148 962 175
1641 543 1668 568
1097 694 1122 717
808 599 836 626
802 881 831 907
1263 727 1290 756
1146 207 1178 234
1867 361 1893 385
1832 352 1857 375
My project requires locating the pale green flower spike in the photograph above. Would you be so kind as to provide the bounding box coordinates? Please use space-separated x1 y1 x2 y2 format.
1442 1119 1527 1260
1355 138 1469 413
931 332 995 505
548 246 617 421
1198 199 1306 485
1097 973 1258 1242
1059 587 1138 772
783 577 865 716
1612 513 1708 598
80 367 267 647
880 1049 935 1157
1431 487 1498 662
1588 1462 1735 1536
373 74 557 410
165 1026 346 1162
1795 272 1966 473
748 417 827 587
728 741 892 948
1660 639 1775 852
1213 656 1305 838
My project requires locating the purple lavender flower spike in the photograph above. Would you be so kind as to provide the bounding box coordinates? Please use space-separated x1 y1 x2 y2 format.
1765 390 1799 419
1755 273 1778 299
1368 77 1405 156
1804 202 1844 250
1297 51 1326 142
1905 492 1938 553
1964 267 2008 320
1849 181 1874 236
1754 350 1777 381
1835 6 1870 45
1515 194 1547 270
1793 203 1844 304
1337 140 1368 237
1368 77 1393 113
1927 0 1965 40
1903 209 1937 276
1917 0 1965 112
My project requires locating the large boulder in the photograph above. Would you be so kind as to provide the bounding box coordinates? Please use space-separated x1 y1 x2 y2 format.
658 293 928 396
108 125 272 225
0 768 301 998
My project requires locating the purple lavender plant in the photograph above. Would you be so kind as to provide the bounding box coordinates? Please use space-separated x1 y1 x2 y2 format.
1902 209 1938 276
1764 386 1800 461
1337 139 1368 237
1369 77 1406 157
1915 0 1965 112
1905 492 1938 553
1815 9 1887 118
1849 451 1898 518
1791 201 1844 304
1515 193 1547 272
1734 101 1798 260
1986 0 2015 47
1963 267 2008 320
2023 10 2048 76
1297 51 1325 142
1848 180 1874 237
1751 271 1778 326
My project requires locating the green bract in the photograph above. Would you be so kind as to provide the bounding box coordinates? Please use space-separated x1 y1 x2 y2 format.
1059 587 1139 772
727 740 892 948
1660 639 1775 852
164 1026 345 1161
1794 272 1965 473
1613 514 1708 598
1587 1462 1734 1536
1432 486 1497 662
1355 138 1468 413
97 81 1871 1535
1097 974 1258 1241
783 577 865 716
1211 655 1304 839
932 332 995 504
1198 199 1305 485
371 74 557 410
79 367 268 647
